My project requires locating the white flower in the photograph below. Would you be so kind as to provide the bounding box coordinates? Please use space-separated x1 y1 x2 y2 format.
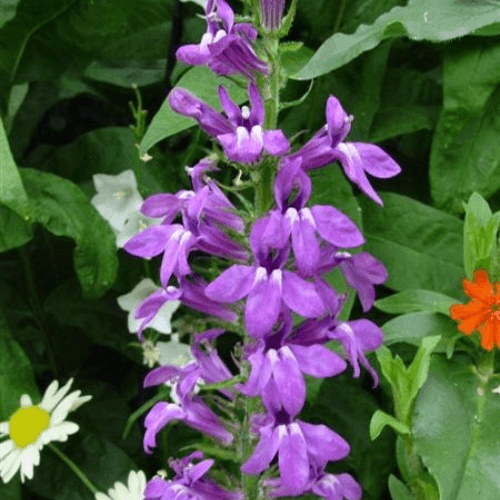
95 470 147 500
91 170 143 233
115 210 161 249
0 379 92 483
117 278 180 335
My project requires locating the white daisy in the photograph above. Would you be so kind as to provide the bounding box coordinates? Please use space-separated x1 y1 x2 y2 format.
117 278 180 335
95 470 147 500
0 379 92 483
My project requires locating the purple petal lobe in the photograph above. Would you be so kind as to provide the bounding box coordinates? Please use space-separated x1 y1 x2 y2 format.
205 265 255 302
282 271 325 318
263 129 290 156
351 142 401 179
311 205 365 248
278 424 309 495
289 344 347 377
124 225 174 258
241 425 281 474
298 420 350 464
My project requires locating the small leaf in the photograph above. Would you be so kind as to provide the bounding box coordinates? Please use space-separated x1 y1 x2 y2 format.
375 289 457 316
388 474 413 500
407 335 441 399
370 410 410 440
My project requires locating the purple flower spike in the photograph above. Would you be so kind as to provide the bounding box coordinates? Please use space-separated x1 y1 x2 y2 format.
176 0 267 79
260 0 286 31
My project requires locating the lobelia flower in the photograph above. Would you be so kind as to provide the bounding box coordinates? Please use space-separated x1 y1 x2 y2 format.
237 310 347 417
117 278 180 336
143 330 235 452
0 379 91 483
176 0 268 79
264 466 362 500
288 95 401 205
241 411 351 496
131 276 237 340
169 83 290 164
95 470 147 500
258 157 365 276
205 220 326 337
144 451 243 500
260 0 286 31
450 268 500 351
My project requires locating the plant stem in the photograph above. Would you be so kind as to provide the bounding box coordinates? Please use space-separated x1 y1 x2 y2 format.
48 443 98 495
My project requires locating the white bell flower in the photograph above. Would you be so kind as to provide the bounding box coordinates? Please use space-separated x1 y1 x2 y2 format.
95 470 147 500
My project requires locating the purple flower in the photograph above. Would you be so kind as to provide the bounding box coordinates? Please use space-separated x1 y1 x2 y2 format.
176 0 268 79
144 451 243 500
241 411 351 496
143 397 233 453
264 469 362 500
260 0 286 31
238 311 346 417
289 95 401 205
204 225 325 336
169 84 290 164
144 328 234 401
132 277 237 340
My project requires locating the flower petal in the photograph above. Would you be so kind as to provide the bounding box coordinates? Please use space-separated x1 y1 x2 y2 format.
311 205 364 248
282 271 325 318
205 265 255 302
278 424 309 495
289 344 347 378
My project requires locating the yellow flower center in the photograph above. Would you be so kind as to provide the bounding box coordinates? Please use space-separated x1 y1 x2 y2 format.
9 406 50 448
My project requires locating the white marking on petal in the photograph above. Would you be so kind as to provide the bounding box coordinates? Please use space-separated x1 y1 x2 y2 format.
253 266 268 286
270 269 283 292
236 126 250 150
285 207 299 225
300 208 316 228
213 29 227 43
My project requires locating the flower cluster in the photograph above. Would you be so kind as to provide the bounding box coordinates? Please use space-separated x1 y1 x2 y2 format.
122 0 401 498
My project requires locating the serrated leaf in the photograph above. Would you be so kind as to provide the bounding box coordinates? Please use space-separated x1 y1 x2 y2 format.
19 168 118 299
296 0 500 80
375 289 457 316
370 409 410 440
139 66 248 155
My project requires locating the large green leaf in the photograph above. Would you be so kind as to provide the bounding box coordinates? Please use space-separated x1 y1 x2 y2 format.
0 0 77 83
20 168 118 299
139 66 248 155
296 0 500 80
0 308 39 420
430 38 500 214
413 354 500 500
359 193 464 298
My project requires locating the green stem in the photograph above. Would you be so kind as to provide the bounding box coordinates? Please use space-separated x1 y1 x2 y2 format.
48 443 98 495
240 397 260 500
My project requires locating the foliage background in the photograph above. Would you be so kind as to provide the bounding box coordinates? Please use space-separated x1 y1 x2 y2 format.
2 0 500 499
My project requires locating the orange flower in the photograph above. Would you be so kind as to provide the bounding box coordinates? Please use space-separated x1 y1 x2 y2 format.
450 269 500 351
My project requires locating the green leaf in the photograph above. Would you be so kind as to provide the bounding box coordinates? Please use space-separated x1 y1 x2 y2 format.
370 409 411 440
430 38 500 214
0 0 18 30
413 354 500 500
0 307 39 420
295 0 500 80
359 192 464 298
139 66 248 155
382 312 461 356
0 204 32 252
20 168 118 299
388 474 413 500
463 192 500 279
0 477 22 500
406 335 441 399
0 116 29 217
375 289 457 316
0 0 78 83
280 45 314 78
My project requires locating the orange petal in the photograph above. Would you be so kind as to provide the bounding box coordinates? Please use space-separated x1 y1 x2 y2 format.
456 309 491 335
479 320 496 351
463 269 494 303
450 300 489 321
